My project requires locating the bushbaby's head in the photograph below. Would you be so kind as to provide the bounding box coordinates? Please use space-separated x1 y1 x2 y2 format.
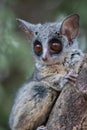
17 14 79 66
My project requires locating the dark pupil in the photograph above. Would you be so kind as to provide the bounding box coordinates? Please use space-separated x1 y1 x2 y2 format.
50 39 62 53
34 40 42 56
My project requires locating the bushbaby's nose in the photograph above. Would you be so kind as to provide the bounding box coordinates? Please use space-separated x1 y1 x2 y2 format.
42 57 48 62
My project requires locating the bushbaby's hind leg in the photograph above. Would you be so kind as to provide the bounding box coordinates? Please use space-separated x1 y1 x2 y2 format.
9 81 57 130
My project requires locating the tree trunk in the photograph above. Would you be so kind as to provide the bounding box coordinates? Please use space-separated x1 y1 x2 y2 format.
46 54 87 130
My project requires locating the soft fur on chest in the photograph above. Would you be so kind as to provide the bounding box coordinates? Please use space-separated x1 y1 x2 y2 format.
35 64 66 91
40 64 66 78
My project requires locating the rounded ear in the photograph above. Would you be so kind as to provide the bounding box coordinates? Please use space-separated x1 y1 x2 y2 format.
60 14 80 42
16 18 35 40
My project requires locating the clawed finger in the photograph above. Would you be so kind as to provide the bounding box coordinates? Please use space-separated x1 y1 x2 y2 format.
67 76 77 83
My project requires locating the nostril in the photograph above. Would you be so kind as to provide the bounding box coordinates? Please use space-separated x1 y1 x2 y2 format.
42 57 48 62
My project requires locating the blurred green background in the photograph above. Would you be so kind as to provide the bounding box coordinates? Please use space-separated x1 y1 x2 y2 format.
0 0 87 130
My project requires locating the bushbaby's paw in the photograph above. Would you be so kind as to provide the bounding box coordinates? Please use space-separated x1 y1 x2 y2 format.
36 125 48 130
65 70 78 84
59 70 78 88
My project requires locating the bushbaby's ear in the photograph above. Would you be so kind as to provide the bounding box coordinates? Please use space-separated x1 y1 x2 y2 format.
16 18 35 40
60 14 79 42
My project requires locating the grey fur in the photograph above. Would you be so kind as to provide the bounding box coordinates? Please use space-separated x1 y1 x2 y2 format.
9 14 84 130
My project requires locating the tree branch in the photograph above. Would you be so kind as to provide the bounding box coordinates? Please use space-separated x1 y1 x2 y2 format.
46 54 87 130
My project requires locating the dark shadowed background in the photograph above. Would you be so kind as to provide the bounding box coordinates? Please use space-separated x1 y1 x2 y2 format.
0 0 87 130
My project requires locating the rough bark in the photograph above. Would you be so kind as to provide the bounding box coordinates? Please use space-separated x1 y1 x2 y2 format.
46 54 87 130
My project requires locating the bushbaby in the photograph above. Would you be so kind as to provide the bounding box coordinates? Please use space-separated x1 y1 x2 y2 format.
9 14 84 130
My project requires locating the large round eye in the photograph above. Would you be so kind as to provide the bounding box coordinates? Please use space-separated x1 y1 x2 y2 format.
50 38 62 53
34 40 42 56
